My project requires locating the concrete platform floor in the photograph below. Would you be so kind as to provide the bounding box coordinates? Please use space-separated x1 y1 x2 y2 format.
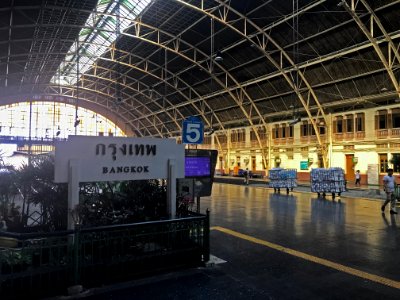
79 183 400 300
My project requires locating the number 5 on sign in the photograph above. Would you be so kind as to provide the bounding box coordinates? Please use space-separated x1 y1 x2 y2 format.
182 117 204 144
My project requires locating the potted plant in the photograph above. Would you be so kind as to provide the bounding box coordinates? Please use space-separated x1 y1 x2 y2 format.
0 249 32 274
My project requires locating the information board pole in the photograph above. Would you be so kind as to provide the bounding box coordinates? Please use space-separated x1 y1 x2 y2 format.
196 196 200 213
68 159 80 230
67 159 83 293
167 159 177 218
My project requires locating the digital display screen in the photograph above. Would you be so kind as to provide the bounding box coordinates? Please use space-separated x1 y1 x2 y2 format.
185 156 210 177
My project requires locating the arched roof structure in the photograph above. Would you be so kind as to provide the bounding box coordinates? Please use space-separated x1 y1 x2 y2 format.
0 0 399 143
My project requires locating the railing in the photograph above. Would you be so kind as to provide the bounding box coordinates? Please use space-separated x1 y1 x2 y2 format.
375 128 400 138
230 141 246 149
376 129 389 138
272 138 281 145
334 133 344 141
273 138 294 145
299 135 325 144
355 131 365 139
250 139 268 148
344 132 354 140
0 213 209 298
391 128 400 137
300 136 309 144
0 135 68 145
250 140 259 147
0 230 72 298
297 132 366 143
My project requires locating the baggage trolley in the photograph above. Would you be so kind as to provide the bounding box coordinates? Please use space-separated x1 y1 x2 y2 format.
394 184 400 201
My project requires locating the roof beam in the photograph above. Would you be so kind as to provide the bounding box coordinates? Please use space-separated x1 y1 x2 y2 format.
174 0 331 166
5 0 14 88
340 0 400 100
360 0 400 98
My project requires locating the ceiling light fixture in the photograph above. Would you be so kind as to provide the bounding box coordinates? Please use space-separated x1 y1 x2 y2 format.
215 51 223 62
288 117 301 126
206 128 215 136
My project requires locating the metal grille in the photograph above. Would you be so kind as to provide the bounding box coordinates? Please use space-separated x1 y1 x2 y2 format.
0 213 209 298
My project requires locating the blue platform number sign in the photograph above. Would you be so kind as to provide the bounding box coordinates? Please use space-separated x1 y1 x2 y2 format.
182 116 204 144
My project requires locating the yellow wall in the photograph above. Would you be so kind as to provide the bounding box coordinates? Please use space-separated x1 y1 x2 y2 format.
199 104 400 177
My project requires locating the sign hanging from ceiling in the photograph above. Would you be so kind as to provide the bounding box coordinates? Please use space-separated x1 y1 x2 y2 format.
54 136 185 183
182 116 204 144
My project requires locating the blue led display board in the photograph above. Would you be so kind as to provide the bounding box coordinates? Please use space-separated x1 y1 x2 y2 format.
185 156 210 177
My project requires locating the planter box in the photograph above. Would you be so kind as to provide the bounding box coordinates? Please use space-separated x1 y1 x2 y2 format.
0 237 18 248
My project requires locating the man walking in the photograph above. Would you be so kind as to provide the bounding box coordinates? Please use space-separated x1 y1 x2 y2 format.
244 168 249 185
381 168 397 214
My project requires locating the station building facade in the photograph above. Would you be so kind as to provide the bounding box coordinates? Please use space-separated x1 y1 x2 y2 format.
1 101 398 187
195 103 400 185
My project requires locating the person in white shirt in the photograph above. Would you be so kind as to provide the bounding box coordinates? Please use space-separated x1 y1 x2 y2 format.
355 170 361 186
381 168 397 214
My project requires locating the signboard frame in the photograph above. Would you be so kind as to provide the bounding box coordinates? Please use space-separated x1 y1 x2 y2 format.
182 116 204 144
54 136 185 229
54 136 184 183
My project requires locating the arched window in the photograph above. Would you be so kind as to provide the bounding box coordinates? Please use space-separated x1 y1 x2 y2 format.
0 102 126 138
392 108 400 128
345 114 354 132
355 113 365 132
375 110 388 130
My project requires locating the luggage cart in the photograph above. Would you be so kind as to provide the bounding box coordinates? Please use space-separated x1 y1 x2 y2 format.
394 184 400 202
268 168 297 194
310 168 346 199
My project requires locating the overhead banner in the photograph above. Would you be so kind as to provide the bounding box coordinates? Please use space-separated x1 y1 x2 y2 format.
54 136 185 183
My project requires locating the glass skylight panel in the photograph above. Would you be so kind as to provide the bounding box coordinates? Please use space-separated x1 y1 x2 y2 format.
52 0 151 86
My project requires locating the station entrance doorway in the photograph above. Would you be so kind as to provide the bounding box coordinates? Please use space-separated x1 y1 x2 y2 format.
345 154 355 182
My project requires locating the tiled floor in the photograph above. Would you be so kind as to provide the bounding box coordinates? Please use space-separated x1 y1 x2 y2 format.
83 183 400 299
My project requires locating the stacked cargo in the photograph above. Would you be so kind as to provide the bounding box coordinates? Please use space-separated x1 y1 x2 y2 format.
269 168 297 193
310 168 346 198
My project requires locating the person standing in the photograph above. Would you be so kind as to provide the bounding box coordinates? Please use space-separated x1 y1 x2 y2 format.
0 216 7 231
355 170 361 186
381 168 397 214
244 168 249 185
